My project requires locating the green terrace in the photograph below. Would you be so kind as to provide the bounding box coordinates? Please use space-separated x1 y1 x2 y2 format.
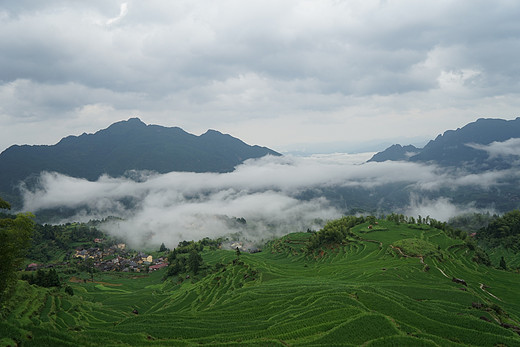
2 218 520 346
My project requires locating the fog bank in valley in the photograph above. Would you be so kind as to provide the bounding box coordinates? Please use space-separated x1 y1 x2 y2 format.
21 153 508 248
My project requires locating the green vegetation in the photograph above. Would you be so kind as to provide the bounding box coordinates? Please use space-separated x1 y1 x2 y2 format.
466 210 520 270
306 215 365 252
28 222 104 263
2 216 520 346
392 238 440 257
0 196 10 210
448 212 495 233
478 210 520 251
0 198 34 305
21 268 61 288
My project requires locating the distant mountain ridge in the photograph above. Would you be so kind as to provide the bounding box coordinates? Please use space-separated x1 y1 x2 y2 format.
368 117 520 170
0 118 280 197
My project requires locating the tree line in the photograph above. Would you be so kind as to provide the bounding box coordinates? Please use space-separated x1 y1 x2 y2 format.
476 210 520 251
165 238 222 279
21 268 61 288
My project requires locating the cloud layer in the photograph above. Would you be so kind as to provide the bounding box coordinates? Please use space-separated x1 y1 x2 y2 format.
467 138 520 159
21 153 511 248
2 1 520 153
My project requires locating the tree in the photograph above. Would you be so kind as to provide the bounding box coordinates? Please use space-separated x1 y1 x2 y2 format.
159 242 167 252
236 247 241 259
64 285 74 296
166 258 184 277
169 248 178 261
22 269 61 288
47 268 61 287
0 197 11 210
499 256 507 270
187 250 202 274
0 198 34 304
85 258 95 282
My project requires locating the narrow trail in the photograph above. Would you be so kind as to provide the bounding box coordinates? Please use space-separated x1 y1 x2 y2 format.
479 283 502 301
389 245 429 271
436 267 450 278
390 245 407 257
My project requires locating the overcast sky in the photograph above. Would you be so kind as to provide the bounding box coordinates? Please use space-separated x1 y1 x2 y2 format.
1 1 520 154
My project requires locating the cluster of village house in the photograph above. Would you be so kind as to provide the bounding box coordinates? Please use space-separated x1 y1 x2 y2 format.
70 240 259 273
26 240 169 273
73 241 168 272
25 239 263 273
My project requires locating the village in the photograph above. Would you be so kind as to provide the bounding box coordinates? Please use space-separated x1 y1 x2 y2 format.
72 240 169 273
26 238 169 274
23 235 265 276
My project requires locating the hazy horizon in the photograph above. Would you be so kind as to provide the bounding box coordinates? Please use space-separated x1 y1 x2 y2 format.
0 116 431 155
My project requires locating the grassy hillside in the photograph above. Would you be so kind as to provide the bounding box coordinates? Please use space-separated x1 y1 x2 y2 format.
3 220 520 346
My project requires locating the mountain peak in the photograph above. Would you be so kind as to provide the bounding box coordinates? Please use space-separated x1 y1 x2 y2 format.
107 117 147 129
0 118 281 197
368 144 419 162
202 129 223 136
125 117 146 125
368 117 520 169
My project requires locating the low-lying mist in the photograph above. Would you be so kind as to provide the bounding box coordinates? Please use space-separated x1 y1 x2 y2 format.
21 153 514 248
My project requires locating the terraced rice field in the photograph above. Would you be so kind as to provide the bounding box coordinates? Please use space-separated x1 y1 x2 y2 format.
2 220 520 346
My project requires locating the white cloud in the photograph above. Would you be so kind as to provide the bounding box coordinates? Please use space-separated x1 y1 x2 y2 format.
404 195 494 222
467 138 520 159
20 154 516 248
106 3 128 26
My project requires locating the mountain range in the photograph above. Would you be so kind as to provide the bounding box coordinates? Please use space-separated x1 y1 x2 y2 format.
2 116 520 215
368 117 520 170
0 118 280 200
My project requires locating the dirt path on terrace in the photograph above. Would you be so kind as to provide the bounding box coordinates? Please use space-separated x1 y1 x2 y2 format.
390 245 408 257
436 267 450 278
69 276 123 286
389 245 430 273
390 245 424 262
480 283 502 301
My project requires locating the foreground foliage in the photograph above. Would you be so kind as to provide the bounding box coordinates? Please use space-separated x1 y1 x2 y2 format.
0 198 34 305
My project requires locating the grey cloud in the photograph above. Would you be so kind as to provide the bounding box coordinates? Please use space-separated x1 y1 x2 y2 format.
2 1 519 95
2 1 520 157
0 79 144 123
